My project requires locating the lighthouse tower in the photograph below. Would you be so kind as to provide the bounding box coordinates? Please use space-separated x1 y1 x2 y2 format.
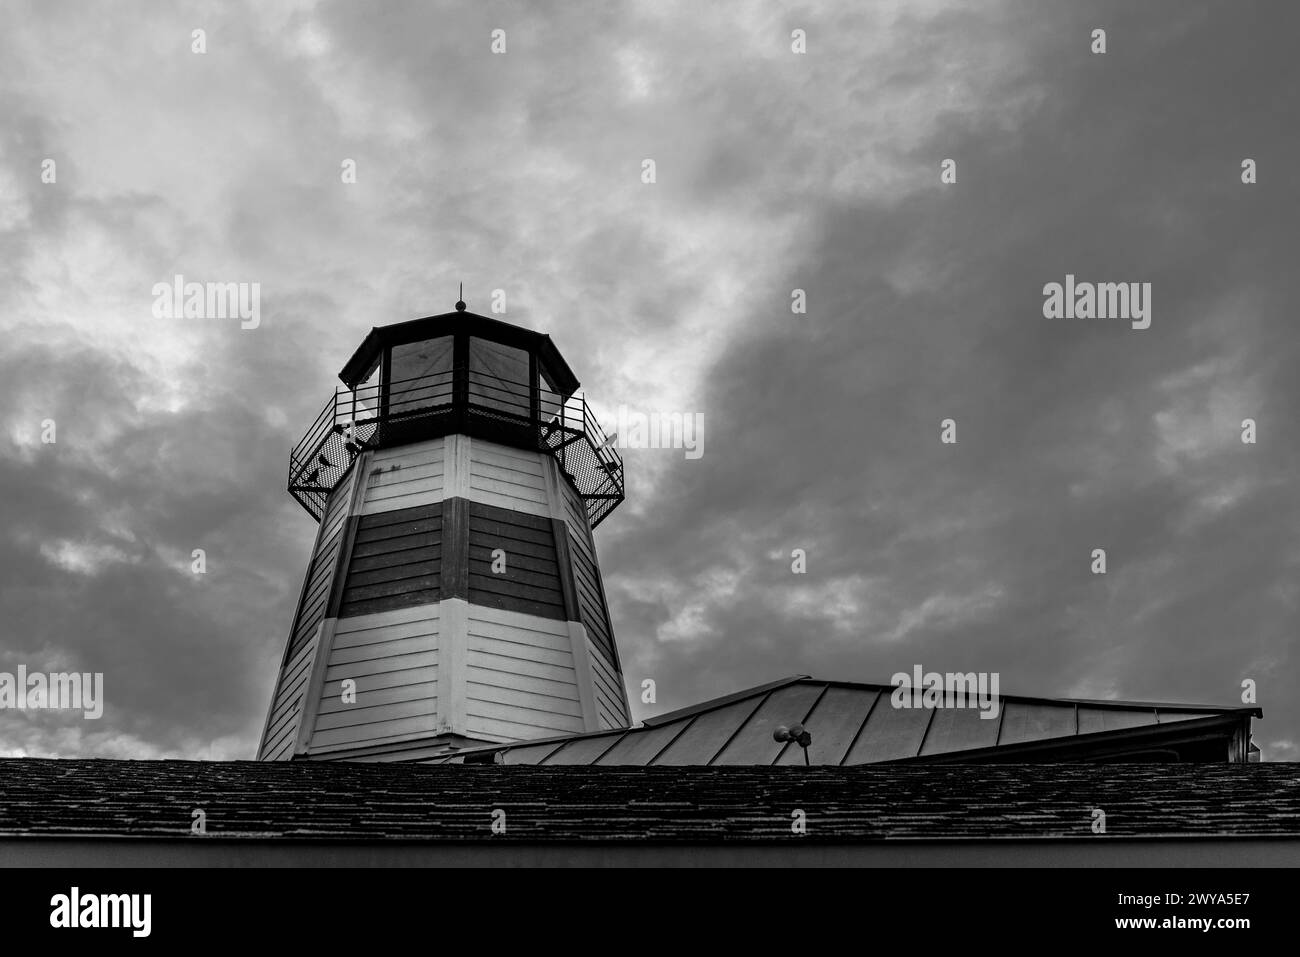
258 300 629 761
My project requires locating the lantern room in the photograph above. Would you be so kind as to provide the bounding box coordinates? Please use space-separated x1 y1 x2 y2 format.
287 302 625 528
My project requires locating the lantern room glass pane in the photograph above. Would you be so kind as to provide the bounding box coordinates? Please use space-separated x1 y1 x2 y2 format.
538 362 564 426
348 358 382 444
469 338 530 417
389 337 453 416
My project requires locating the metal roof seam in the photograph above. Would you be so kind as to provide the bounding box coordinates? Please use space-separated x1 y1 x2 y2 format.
532 740 572 766
915 707 939 758
840 689 882 767
706 690 775 766
645 714 700 766
588 730 632 766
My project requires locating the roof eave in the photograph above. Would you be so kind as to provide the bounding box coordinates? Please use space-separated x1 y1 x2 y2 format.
893 713 1251 765
338 312 581 393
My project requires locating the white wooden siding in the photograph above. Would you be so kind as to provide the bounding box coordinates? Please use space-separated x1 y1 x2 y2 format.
320 474 353 549
259 629 319 760
360 438 445 515
558 471 593 543
307 604 440 753
464 604 585 740
588 637 629 728
465 439 550 517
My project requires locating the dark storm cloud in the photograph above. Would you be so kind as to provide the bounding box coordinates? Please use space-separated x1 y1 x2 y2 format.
0 342 295 756
602 1 1300 758
0 0 1295 759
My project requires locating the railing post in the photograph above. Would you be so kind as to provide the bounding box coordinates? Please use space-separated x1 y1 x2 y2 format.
528 353 539 450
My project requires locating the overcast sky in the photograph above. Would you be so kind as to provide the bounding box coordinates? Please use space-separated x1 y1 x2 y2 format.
1 0 1296 761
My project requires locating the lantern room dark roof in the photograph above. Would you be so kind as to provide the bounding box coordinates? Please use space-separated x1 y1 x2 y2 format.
432 675 1262 767
1 760 1298 842
338 310 581 394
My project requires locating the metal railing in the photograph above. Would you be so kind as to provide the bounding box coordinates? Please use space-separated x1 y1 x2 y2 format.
287 370 625 528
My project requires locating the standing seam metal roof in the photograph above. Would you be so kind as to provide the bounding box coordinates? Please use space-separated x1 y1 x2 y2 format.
435 676 1259 767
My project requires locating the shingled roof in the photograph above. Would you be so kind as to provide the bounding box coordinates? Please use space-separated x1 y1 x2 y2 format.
2 759 1297 842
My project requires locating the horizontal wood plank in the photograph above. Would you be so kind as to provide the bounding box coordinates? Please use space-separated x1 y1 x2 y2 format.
314 695 439 731
324 650 438 683
310 714 437 750
320 666 438 701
